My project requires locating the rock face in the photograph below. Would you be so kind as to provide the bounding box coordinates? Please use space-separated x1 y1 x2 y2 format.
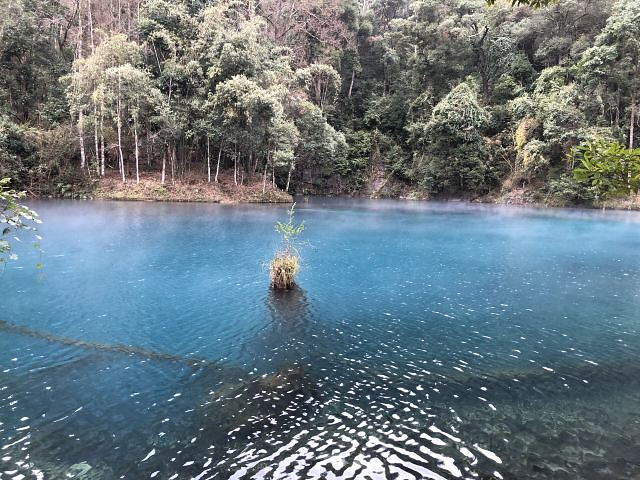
298 164 409 198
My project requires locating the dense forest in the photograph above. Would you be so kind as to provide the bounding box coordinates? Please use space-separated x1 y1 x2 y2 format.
0 0 639 205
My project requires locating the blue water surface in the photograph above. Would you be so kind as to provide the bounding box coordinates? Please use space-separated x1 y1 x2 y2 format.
2 198 640 479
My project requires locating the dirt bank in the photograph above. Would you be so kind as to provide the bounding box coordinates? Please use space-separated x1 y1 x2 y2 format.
94 171 293 204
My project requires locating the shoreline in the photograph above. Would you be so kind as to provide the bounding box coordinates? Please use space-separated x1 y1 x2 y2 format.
92 191 640 214
30 172 640 212
91 173 293 204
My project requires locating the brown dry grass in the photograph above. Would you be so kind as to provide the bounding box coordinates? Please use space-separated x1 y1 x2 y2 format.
95 170 292 204
269 253 300 290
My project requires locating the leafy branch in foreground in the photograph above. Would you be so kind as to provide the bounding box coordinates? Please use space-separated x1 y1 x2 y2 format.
570 141 640 199
0 178 42 267
270 203 305 290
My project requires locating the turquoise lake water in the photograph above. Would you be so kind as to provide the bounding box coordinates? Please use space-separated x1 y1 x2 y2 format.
2 199 640 479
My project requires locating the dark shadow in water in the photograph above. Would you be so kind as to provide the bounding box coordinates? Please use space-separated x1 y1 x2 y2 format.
236 285 312 366
179 286 319 467
267 285 310 327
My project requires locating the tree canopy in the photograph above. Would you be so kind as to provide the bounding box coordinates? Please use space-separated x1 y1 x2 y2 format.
0 0 637 207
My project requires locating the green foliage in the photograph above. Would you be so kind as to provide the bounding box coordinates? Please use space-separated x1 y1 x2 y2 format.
0 0 70 124
571 141 640 198
519 139 550 178
335 130 371 189
274 203 305 253
0 0 636 206
492 75 523 103
0 116 36 185
574 0 640 149
410 80 502 194
296 64 342 111
428 82 489 139
294 101 347 173
544 173 595 206
0 177 42 266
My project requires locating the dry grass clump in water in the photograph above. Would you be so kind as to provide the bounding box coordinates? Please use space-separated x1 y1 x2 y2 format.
270 253 300 290
270 203 305 290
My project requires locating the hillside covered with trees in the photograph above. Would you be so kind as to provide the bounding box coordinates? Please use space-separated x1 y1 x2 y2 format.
1 0 638 206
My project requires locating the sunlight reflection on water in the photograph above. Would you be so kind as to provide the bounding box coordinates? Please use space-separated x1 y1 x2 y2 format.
2 199 640 479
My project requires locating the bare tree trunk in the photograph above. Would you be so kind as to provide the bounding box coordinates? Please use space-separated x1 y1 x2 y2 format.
117 78 125 183
206 136 211 183
348 69 355 98
99 100 105 176
117 112 124 182
78 110 86 169
152 42 162 76
93 104 99 175
161 149 166 184
87 0 95 53
285 159 295 192
262 151 269 194
234 148 238 186
136 0 141 30
171 143 176 184
134 121 140 184
630 95 636 150
77 0 86 170
215 143 222 183
146 127 151 167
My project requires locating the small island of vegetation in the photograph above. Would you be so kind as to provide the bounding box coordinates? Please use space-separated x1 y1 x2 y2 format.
270 204 305 290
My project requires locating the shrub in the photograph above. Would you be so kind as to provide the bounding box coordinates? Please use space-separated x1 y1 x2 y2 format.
520 139 550 178
335 129 371 190
571 140 640 199
544 174 595 206
492 75 523 103
0 177 42 266
0 117 37 186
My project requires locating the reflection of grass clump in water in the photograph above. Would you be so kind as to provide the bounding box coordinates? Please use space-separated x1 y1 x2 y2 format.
270 203 304 290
